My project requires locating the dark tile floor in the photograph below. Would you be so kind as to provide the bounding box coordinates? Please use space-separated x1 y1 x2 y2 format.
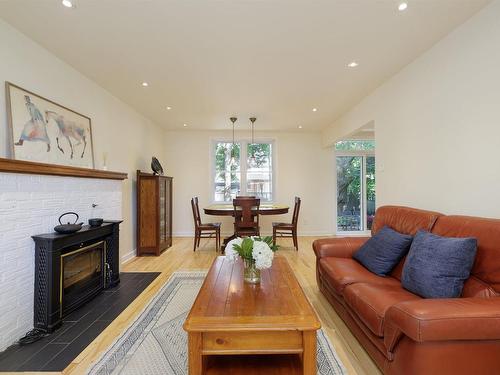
0 272 160 372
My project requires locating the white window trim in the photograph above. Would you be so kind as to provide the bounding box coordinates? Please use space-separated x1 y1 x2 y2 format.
335 148 375 236
210 138 276 204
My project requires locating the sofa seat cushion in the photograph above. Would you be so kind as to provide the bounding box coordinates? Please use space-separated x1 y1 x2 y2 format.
344 283 421 337
319 257 400 295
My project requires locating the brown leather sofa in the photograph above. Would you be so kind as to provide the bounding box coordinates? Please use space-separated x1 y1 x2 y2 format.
314 205 500 375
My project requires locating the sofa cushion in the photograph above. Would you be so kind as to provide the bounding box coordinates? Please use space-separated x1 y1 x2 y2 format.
389 257 406 281
344 283 421 337
462 276 498 298
371 205 442 236
402 230 477 298
319 258 400 294
353 226 413 276
432 215 500 293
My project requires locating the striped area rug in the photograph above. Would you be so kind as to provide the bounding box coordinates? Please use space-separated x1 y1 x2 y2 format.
88 271 346 375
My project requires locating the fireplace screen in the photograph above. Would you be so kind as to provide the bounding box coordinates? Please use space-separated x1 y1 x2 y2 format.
60 241 106 317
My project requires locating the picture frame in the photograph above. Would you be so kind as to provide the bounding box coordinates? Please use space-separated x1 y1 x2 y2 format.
6 82 95 169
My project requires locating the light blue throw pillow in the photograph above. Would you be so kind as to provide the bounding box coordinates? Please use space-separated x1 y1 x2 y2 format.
402 230 477 298
353 226 413 276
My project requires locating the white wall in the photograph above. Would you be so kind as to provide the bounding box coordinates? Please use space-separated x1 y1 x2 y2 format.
322 0 500 219
0 19 167 262
164 130 334 237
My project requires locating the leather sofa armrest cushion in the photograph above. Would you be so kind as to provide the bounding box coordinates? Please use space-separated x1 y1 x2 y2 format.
313 237 370 259
385 297 500 344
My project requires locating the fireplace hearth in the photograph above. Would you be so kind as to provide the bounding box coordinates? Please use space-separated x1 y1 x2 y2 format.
31 221 122 332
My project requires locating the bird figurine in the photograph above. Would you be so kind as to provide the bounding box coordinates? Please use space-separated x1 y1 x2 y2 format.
151 157 164 176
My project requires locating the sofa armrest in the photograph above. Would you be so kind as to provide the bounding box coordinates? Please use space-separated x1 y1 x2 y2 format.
312 237 369 259
384 297 500 352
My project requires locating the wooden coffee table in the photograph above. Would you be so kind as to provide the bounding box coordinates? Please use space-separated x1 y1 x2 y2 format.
183 256 321 375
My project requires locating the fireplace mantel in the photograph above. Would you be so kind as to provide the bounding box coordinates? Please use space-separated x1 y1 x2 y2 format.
0 158 127 180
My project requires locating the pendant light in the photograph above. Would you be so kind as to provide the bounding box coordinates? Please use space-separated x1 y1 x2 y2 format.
249 117 257 166
229 117 237 166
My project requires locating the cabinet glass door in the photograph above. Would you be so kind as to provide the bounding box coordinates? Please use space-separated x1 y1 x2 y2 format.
165 178 171 246
159 178 166 244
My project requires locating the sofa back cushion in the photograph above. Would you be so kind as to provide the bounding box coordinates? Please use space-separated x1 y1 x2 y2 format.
372 206 442 280
432 215 500 293
462 276 498 298
372 206 442 236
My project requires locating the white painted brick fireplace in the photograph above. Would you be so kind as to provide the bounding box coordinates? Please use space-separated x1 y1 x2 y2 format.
0 172 122 351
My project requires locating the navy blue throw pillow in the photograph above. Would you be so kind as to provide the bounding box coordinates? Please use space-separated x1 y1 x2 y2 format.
353 226 413 276
402 230 477 298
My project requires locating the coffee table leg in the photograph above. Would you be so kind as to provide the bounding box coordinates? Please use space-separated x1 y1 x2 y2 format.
302 330 317 375
188 332 203 375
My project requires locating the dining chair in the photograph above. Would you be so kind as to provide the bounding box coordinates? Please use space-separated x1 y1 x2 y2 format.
191 197 221 252
273 196 301 250
233 197 260 237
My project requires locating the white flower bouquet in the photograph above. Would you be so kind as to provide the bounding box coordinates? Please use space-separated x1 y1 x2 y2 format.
225 236 279 283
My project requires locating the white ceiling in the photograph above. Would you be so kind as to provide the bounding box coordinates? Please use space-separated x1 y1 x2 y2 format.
0 0 489 131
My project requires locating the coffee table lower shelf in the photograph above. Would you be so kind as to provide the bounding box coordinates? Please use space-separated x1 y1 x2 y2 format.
204 354 303 375
187 330 317 374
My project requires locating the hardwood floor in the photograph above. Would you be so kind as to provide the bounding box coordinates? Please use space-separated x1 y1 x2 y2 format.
43 237 380 375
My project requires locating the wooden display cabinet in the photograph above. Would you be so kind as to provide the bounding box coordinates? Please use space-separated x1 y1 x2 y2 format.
136 170 173 256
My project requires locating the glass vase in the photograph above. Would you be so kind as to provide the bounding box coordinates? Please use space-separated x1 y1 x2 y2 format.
243 258 261 284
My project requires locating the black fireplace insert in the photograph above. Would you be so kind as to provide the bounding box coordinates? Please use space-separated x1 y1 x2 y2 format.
60 240 105 317
32 221 121 332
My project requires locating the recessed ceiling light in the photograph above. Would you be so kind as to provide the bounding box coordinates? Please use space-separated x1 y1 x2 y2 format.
298 125 303 129
183 123 188 127
166 106 172 110
312 108 318 112
348 61 359 68
398 2 408 11
141 82 149 87
62 0 73 8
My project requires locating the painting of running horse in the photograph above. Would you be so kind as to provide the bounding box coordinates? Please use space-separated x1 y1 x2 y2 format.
45 111 88 159
6 82 94 168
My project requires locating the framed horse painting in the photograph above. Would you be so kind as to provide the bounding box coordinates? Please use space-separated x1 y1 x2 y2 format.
6 82 95 169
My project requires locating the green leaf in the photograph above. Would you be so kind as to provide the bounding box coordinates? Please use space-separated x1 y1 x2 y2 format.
240 238 254 259
233 244 242 254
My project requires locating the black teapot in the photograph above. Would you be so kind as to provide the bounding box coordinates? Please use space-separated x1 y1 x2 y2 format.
54 212 84 234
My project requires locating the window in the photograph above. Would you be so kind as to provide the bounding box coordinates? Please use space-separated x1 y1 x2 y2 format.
214 142 241 202
335 140 375 232
213 140 273 202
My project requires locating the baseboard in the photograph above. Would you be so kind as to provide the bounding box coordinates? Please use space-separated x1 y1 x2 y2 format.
121 249 136 264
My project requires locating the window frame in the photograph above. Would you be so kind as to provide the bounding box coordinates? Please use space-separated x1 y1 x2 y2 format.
210 138 276 203
335 146 375 235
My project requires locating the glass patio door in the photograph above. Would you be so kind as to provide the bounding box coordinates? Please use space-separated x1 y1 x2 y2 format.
336 156 362 231
335 141 375 233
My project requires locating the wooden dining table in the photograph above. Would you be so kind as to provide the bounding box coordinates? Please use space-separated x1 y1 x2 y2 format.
204 203 289 216
204 203 289 250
